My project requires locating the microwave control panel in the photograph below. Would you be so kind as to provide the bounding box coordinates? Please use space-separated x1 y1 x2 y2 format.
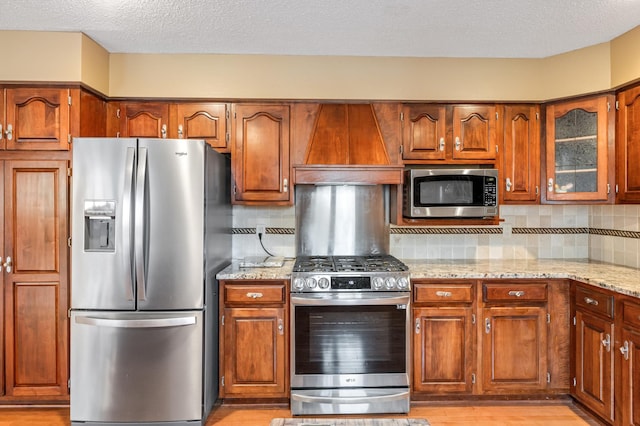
484 177 497 206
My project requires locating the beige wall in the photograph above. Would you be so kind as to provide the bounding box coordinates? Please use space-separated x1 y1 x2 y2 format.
611 26 640 88
0 31 83 82
1 27 639 100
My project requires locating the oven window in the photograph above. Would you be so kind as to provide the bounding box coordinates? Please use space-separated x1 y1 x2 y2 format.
415 176 483 206
294 305 406 375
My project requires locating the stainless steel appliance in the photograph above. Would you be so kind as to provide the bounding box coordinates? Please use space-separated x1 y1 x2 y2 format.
403 168 498 218
290 255 411 416
70 138 230 426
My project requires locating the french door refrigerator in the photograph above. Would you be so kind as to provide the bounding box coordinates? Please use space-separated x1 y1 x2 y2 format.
70 138 230 426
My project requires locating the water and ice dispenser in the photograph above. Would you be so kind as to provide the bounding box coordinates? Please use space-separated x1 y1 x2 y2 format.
84 200 116 252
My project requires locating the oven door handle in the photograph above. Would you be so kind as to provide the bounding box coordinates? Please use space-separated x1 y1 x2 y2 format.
291 293 410 306
291 390 409 404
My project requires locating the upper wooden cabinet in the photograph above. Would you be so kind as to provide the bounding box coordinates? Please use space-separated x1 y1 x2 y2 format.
616 85 640 203
0 88 71 151
401 104 498 163
114 102 170 139
231 104 291 205
544 95 614 203
169 103 229 152
501 104 541 203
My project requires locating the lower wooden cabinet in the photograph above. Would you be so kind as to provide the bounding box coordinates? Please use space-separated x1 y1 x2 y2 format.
219 280 288 399
618 299 640 426
572 284 615 424
0 156 69 401
412 279 569 398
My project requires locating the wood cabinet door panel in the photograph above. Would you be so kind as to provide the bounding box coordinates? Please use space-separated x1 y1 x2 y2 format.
232 104 290 203
574 310 614 422
401 105 447 161
502 105 540 202
452 105 497 160
481 306 547 392
3 160 68 398
5 88 70 150
171 103 228 152
223 307 286 397
620 327 640 426
616 85 640 203
413 307 474 394
120 102 169 138
545 96 611 202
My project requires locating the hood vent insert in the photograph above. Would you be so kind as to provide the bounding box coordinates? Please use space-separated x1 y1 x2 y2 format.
294 104 403 185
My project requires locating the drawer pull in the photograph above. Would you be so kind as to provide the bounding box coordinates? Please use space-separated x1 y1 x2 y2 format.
584 297 599 306
246 292 263 299
435 291 453 297
508 290 525 297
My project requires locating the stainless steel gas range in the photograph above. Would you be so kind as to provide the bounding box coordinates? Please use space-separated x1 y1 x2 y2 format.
290 255 411 416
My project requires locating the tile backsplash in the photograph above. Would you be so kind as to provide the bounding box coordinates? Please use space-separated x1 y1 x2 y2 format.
230 204 640 269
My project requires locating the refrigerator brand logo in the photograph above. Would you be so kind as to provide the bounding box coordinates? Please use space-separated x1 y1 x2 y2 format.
175 151 188 157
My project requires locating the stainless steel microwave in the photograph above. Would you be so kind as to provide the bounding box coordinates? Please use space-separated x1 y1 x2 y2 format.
403 168 498 218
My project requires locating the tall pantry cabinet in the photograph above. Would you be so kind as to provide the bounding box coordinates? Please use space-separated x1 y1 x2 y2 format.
0 86 105 402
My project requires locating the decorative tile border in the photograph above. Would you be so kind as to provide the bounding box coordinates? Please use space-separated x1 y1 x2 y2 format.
389 227 502 234
232 227 640 239
512 227 589 234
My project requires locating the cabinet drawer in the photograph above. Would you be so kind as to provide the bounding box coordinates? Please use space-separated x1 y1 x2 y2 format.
414 284 473 303
224 284 286 305
575 285 614 319
623 301 640 329
483 283 547 303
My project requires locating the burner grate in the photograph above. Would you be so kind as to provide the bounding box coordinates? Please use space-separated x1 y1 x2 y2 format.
293 255 408 273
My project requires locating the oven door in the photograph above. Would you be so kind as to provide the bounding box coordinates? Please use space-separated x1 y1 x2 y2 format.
290 292 410 390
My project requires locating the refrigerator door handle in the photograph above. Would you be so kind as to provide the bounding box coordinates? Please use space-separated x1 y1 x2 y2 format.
135 147 148 301
75 315 197 328
123 147 136 301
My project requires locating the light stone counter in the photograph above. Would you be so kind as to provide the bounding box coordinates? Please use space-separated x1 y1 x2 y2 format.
217 258 640 299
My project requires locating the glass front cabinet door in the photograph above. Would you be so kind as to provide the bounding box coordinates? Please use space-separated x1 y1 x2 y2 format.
544 95 614 202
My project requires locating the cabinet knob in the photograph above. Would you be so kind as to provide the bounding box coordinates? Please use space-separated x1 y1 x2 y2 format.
439 137 445 151
415 318 420 334
2 256 11 273
283 178 288 193
454 136 461 151
177 124 184 139
506 177 512 192
246 292 263 299
161 124 167 139
5 124 13 141
485 318 491 334
602 334 611 352
547 178 554 192
620 341 629 361
508 290 525 297
277 318 284 335
435 290 452 297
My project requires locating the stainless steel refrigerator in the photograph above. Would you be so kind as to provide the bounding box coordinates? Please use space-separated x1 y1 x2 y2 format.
70 138 230 426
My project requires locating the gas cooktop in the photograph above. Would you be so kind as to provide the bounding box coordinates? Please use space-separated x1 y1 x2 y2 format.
291 255 410 292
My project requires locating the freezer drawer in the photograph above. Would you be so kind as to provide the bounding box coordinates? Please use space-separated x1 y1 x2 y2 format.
70 311 203 423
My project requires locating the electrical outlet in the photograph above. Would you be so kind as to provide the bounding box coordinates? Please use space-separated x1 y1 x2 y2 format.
256 225 266 236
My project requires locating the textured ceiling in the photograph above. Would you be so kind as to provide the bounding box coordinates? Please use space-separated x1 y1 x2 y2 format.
1 0 640 58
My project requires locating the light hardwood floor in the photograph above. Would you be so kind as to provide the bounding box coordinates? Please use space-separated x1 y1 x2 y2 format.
0 402 602 426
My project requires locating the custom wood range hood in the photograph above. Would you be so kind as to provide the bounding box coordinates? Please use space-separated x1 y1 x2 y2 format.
293 104 404 185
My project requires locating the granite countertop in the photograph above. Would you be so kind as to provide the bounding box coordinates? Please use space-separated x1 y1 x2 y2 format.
216 258 640 299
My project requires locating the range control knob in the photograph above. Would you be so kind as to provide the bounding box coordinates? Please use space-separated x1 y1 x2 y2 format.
385 277 397 290
397 277 409 290
293 278 305 291
373 276 385 290
318 277 330 289
305 277 317 289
